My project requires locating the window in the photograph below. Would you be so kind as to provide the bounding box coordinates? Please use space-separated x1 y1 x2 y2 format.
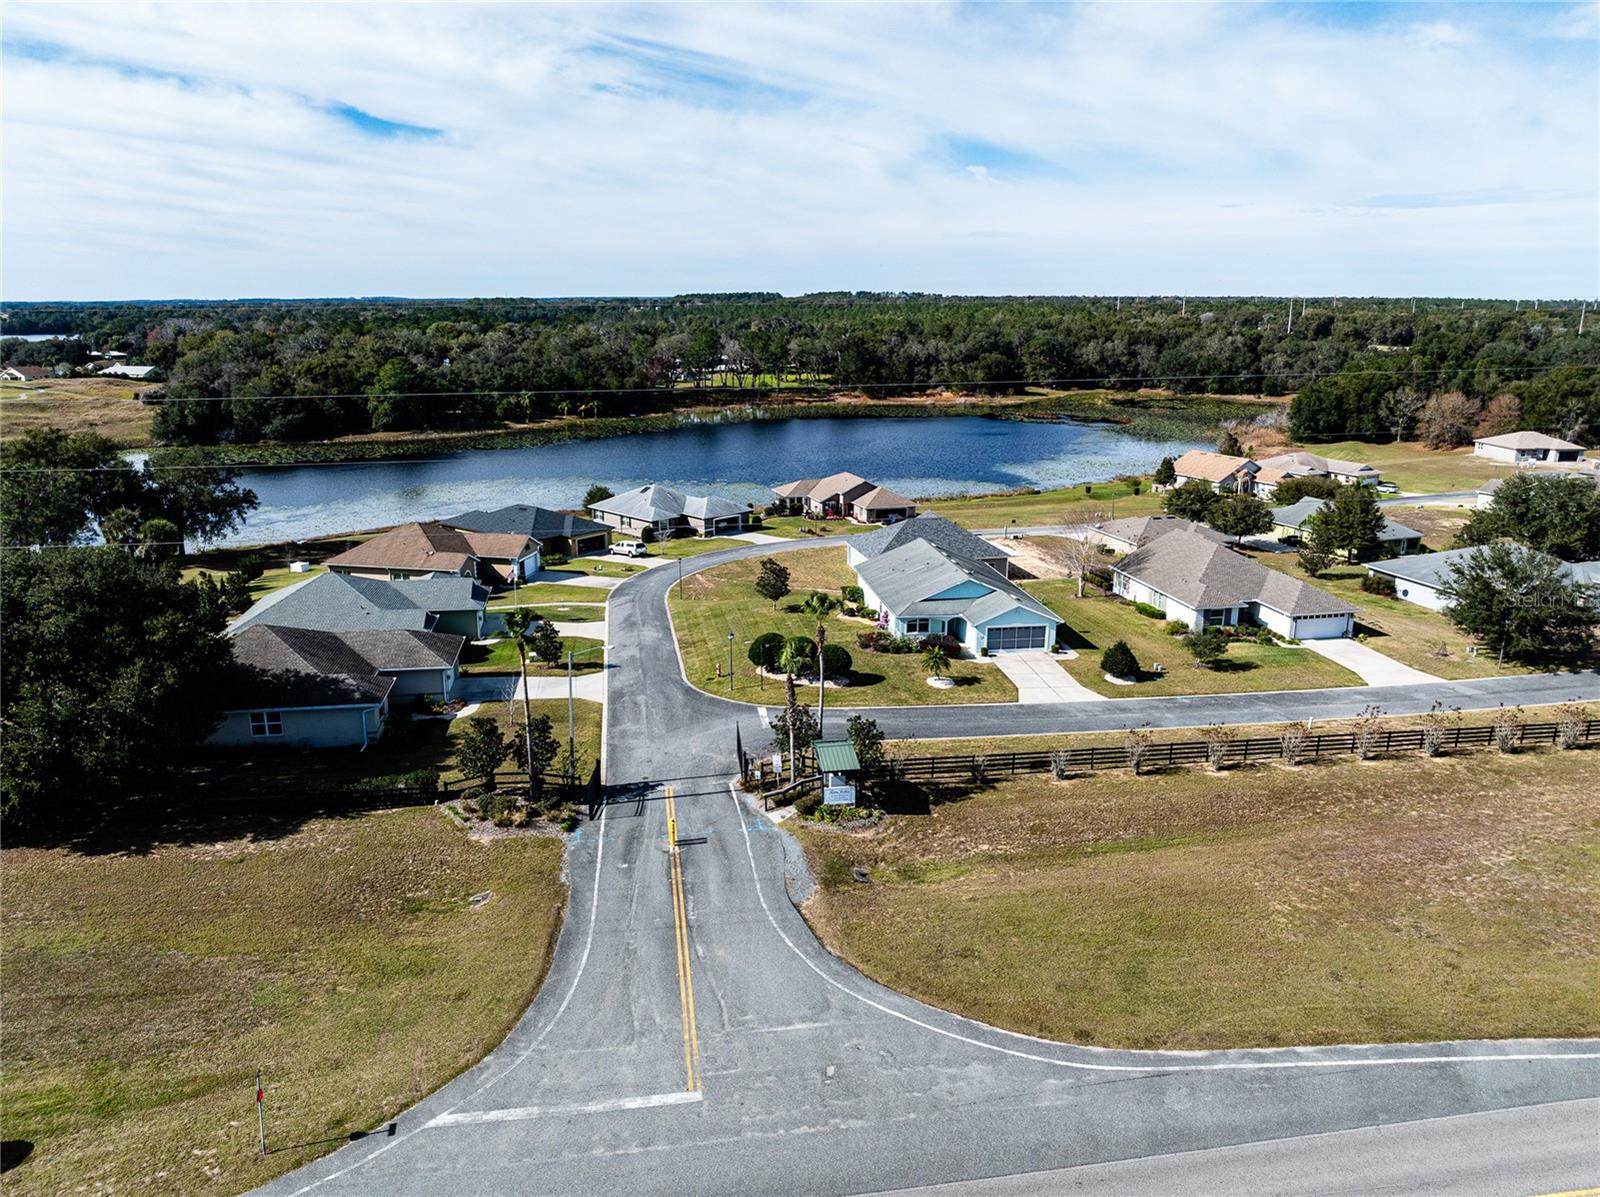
904 618 931 634
250 711 283 737
986 625 1046 651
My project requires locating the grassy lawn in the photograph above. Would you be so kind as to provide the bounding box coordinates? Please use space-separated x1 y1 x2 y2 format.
670 547 1018 707
0 806 566 1196
460 635 604 675
648 536 753 558
928 479 1164 530
192 699 602 791
1241 552 1536 680
181 564 327 602
0 377 158 446
1023 581 1362 696
488 583 608 607
757 515 877 539
1287 439 1515 494
528 603 605 623
540 557 647 577
799 748 1600 1049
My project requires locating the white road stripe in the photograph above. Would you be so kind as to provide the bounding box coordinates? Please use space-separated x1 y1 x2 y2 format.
427 1090 703 1127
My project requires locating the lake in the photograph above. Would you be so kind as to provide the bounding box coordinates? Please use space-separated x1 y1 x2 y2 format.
220 415 1205 546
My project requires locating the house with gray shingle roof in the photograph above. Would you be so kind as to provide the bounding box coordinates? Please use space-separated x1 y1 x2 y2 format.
1079 514 1229 554
846 513 1011 575
210 625 465 749
1365 545 1600 613
1270 498 1422 556
854 539 1061 655
229 572 488 639
442 504 612 557
587 484 751 538
1111 531 1356 639
1473 431 1587 465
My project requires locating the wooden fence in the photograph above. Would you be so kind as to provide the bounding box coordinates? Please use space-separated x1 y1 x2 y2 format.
872 718 1600 783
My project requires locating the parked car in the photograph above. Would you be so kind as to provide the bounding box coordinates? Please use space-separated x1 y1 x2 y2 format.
1375 481 1399 494
615 540 650 558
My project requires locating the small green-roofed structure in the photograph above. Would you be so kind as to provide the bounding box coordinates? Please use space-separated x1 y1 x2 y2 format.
812 739 861 774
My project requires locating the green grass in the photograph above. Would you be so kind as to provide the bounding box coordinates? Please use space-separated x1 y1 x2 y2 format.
540 557 646 577
756 515 878 539
1241 551 1537 680
1288 439 1518 494
799 749 1600 1049
527 603 605 623
670 547 1018 707
648 536 753 558
927 480 1164 530
488 583 608 607
0 806 567 1195
1022 581 1363 696
460 635 604 675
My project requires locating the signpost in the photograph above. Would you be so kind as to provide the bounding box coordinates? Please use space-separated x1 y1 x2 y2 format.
256 1068 267 1155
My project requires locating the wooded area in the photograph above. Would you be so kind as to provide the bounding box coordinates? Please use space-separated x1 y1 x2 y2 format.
5 294 1594 446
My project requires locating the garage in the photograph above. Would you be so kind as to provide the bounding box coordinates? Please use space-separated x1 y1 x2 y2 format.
985 625 1048 652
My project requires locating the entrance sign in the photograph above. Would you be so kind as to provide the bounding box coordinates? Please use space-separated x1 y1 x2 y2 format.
823 785 856 806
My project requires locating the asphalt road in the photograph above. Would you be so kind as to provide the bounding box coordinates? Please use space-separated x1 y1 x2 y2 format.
258 537 1600 1196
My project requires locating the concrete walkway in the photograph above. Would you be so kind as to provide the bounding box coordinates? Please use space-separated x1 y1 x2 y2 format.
992 650 1100 703
549 619 605 640
731 531 789 544
1301 638 1444 686
455 670 607 703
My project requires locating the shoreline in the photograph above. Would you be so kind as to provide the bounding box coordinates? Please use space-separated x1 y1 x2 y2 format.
146 389 1274 468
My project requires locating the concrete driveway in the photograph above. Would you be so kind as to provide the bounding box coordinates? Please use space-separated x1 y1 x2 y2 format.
1301 638 1443 686
992 651 1100 703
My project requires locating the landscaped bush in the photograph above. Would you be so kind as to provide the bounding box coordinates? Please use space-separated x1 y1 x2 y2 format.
1101 639 1138 679
542 552 569 566
916 633 961 656
841 584 864 606
1360 572 1396 596
748 631 785 670
783 634 817 672
857 629 916 654
1085 565 1114 591
1132 602 1166 620
806 803 879 825
820 643 852 677
1164 620 1188 636
794 791 823 817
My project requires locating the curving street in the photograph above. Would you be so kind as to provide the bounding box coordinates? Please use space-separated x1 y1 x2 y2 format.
260 537 1600 1196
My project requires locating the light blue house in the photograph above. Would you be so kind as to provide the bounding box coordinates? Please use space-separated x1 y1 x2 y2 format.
853 538 1061 654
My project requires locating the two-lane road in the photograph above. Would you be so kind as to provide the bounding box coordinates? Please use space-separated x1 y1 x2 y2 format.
259 536 1600 1196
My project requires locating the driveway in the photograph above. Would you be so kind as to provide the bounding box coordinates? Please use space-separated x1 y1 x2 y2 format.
993 651 1099 703
1301 638 1443 686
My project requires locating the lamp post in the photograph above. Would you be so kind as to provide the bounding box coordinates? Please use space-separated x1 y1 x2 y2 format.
727 630 735 695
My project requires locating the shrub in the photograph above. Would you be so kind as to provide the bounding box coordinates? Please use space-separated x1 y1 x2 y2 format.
1164 620 1188 636
1124 726 1153 775
1203 724 1233 771
1182 628 1230 668
1420 700 1457 756
1360 572 1396 597
748 631 785 671
840 584 864 606
794 791 823 817
1049 749 1072 780
1351 705 1384 760
1100 639 1138 679
1553 703 1590 750
1278 724 1307 765
1132 601 1166 620
820 643 852 677
782 634 816 673
542 551 570 566
916 633 960 656
639 525 656 544
1491 705 1522 753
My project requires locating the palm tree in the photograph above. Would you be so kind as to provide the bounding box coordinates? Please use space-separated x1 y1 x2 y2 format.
922 645 950 681
500 607 539 796
800 591 837 619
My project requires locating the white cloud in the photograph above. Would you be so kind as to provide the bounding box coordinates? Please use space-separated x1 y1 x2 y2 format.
1 1 1594 299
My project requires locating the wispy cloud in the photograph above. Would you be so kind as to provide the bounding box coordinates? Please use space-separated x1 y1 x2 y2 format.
1 2 1593 299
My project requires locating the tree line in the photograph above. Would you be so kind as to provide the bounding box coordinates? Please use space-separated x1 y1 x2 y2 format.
3 294 1592 446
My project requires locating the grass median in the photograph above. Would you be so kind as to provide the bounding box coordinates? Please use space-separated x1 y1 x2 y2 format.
799 746 1600 1050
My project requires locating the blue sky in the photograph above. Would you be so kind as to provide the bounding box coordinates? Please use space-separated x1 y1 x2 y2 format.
2 1 1595 300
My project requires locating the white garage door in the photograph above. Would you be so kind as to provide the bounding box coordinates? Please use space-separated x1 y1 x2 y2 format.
986 625 1047 652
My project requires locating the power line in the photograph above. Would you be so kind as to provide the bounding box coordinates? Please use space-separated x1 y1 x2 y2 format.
3 363 1593 407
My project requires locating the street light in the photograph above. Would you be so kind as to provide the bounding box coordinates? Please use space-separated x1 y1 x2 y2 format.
567 642 609 785
727 630 735 694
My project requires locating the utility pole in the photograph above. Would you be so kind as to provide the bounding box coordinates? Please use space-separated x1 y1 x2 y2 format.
815 623 827 738
1180 296 1186 316
566 650 576 787
1580 303 1587 335
1287 298 1294 335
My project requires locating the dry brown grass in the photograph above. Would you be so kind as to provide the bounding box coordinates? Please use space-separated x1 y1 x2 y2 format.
0 378 158 445
801 748 1600 1049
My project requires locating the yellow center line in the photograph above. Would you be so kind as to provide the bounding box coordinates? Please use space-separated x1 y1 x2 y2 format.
665 789 702 1092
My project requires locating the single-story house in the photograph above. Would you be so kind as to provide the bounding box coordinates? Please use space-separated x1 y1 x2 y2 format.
772 472 918 523
210 625 464 749
97 363 161 380
325 522 540 584
1473 431 1587 465
1365 546 1600 612
1254 451 1382 492
855 538 1061 655
845 513 1012 575
1111 531 1356 639
1077 514 1228 555
443 504 611 557
1269 497 1423 556
1172 450 1259 493
588 484 751 538
0 365 50 382
229 572 488 639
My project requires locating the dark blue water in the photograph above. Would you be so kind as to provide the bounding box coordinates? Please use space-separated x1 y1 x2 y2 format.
222 416 1204 545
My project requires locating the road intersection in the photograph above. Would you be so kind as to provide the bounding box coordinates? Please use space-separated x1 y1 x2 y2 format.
259 536 1600 1196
